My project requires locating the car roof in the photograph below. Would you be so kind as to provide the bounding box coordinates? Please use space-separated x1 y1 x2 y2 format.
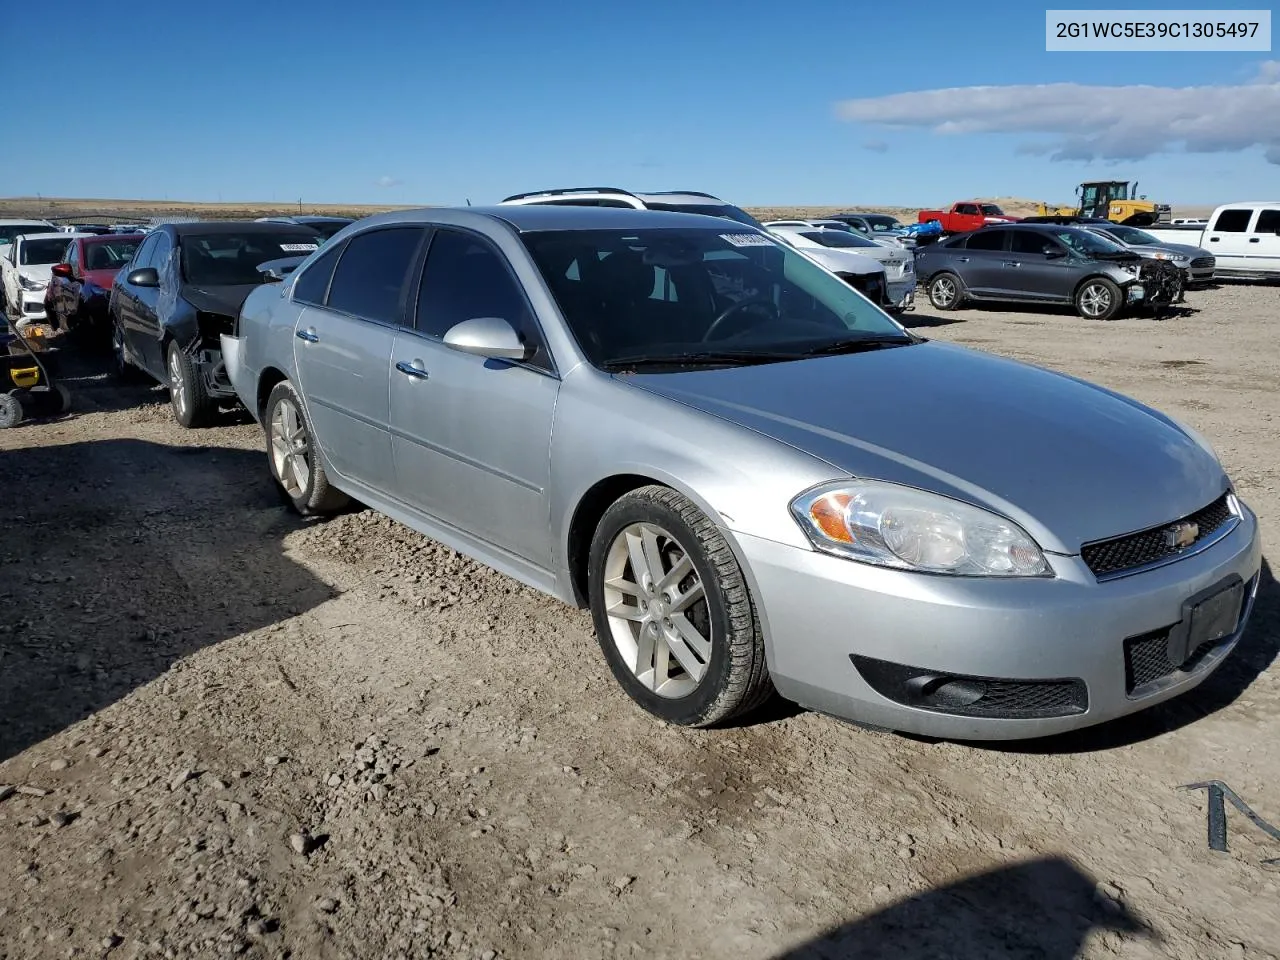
81 232 144 243
0 219 54 226
18 231 92 241
354 204 756 233
162 220 325 238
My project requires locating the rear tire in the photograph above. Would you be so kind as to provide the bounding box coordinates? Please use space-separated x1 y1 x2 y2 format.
1075 277 1122 321
927 272 964 311
587 485 774 727
0 393 21 429
264 379 349 516
166 341 215 428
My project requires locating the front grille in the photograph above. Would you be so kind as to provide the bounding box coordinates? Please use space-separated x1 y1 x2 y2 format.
1190 256 1214 270
850 655 1088 720
1081 493 1235 579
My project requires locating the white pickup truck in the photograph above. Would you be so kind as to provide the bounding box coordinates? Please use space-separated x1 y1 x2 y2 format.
1143 202 1280 280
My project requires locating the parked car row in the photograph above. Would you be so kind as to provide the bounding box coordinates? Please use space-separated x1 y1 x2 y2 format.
211 202 1260 740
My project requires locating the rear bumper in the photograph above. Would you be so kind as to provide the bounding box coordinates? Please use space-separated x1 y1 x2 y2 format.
220 333 257 420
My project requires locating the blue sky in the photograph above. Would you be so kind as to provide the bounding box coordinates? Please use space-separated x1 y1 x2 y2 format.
7 0 1277 206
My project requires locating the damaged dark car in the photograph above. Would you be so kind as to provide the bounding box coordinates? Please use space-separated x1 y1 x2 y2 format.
109 221 322 426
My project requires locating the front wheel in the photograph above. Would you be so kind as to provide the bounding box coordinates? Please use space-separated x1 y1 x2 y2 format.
166 341 216 428
1075 277 1122 321
587 485 774 727
111 320 145 382
264 380 349 516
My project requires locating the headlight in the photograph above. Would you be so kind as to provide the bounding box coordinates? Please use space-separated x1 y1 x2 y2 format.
19 275 47 291
1120 263 1141 275
790 480 1051 577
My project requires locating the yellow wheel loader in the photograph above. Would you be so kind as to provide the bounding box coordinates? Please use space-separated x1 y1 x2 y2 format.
1034 181 1172 226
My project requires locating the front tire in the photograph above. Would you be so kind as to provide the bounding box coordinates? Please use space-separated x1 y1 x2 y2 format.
587 485 773 727
166 340 215 428
264 380 349 516
927 272 963 311
1075 277 1122 321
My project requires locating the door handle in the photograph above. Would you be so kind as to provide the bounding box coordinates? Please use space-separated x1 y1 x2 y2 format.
295 328 319 343
395 359 429 380
1209 237 1219 242
1002 261 1021 267
1248 237 1260 243
956 256 970 262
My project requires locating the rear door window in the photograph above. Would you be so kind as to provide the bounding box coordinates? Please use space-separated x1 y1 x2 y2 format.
325 227 427 325
1252 209 1280 234
964 230 1008 251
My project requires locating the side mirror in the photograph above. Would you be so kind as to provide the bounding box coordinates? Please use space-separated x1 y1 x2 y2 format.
441 316 530 362
1042 245 1066 259
126 267 160 287
51 263 73 278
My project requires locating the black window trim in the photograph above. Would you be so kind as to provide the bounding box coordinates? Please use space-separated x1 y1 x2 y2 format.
963 228 1010 252
401 224 559 379
305 224 432 330
290 236 350 309
128 231 161 271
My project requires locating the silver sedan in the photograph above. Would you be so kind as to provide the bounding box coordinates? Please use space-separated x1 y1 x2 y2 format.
223 205 1261 740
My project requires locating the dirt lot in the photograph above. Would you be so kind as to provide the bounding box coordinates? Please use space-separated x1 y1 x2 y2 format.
2 283 1278 960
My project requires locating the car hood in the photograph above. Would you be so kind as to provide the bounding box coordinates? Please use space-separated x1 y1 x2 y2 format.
1131 242 1210 259
622 340 1227 553
20 264 54 283
797 247 884 276
83 267 121 289
182 283 264 316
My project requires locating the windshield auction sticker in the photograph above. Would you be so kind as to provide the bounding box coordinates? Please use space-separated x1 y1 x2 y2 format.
1046 9 1271 50
720 234 777 247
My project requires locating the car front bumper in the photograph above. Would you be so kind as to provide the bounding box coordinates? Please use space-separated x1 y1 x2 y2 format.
887 278 916 309
735 500 1261 740
19 290 47 320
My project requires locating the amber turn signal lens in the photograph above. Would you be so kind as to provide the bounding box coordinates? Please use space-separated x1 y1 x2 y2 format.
809 493 854 543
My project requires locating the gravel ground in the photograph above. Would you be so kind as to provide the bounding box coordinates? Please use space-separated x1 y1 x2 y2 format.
2 283 1278 960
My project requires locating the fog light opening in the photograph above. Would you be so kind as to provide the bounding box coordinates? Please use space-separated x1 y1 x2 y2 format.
905 675 987 709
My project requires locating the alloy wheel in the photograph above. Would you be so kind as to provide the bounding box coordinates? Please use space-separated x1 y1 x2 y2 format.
270 397 312 499
168 349 187 419
602 522 712 699
930 276 956 307
1080 282 1113 318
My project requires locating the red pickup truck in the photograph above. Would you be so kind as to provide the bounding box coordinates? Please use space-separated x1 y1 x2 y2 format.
918 201 1020 234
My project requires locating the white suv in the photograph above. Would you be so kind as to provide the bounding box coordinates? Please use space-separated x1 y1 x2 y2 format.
499 187 763 228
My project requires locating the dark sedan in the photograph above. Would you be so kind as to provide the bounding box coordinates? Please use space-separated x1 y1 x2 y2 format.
914 223 1151 321
109 221 323 427
45 233 144 342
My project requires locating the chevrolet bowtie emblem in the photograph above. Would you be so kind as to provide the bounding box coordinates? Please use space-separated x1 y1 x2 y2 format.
1164 521 1199 550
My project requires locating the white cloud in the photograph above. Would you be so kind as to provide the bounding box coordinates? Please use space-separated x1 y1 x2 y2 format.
861 139 889 153
835 61 1280 164
375 175 403 188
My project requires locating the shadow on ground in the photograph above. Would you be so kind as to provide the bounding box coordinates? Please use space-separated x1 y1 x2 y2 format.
771 856 1152 959
0 438 336 763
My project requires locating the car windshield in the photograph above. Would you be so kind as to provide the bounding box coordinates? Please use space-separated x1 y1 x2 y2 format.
1106 225 1160 245
642 202 763 228
180 232 322 285
863 215 903 232
84 239 141 271
797 230 883 250
1053 228 1128 256
521 227 910 369
0 224 52 245
19 237 72 265
980 204 1006 216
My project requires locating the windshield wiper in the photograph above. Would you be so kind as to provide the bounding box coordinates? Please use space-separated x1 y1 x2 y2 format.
603 349 803 371
798 335 918 357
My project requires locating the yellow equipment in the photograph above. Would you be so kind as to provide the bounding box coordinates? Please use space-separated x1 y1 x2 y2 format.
1035 181 1172 226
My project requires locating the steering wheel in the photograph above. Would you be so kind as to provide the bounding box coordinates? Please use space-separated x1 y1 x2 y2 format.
701 297 780 342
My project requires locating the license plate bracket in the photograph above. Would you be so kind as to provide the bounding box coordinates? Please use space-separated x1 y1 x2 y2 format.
1165 575 1245 667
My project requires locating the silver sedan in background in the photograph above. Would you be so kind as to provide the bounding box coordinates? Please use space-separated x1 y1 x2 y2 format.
223 205 1260 741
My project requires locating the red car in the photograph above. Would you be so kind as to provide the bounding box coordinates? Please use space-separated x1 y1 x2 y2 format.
45 233 145 342
917 201 1020 235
